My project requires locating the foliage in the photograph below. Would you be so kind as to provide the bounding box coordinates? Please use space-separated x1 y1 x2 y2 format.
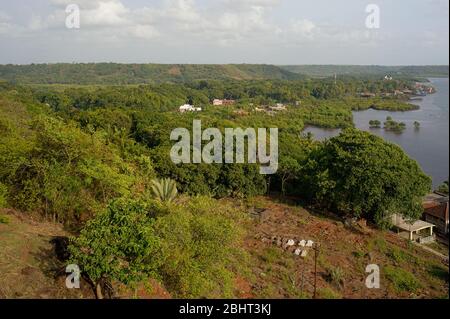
150 178 178 203
384 117 406 132
0 63 303 85
317 287 342 299
302 129 431 228
0 214 9 224
152 196 246 298
437 181 449 195
325 266 345 288
0 182 8 208
69 196 247 298
282 65 449 78
384 266 422 293
369 120 381 128
68 198 163 298
0 93 154 225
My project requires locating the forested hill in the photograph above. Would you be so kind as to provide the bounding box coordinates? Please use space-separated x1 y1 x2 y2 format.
0 63 304 85
280 65 449 78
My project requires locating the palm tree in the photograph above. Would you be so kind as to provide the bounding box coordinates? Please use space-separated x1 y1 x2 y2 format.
150 178 178 203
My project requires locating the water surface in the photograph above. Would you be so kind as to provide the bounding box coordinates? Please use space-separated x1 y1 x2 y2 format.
304 78 449 188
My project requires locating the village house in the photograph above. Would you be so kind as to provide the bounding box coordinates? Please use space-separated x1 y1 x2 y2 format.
402 89 414 95
422 193 449 236
179 104 202 113
391 214 435 243
269 104 287 112
212 99 235 106
360 92 376 98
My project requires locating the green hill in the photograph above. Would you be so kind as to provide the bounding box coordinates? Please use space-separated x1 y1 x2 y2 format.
0 63 303 85
280 65 449 79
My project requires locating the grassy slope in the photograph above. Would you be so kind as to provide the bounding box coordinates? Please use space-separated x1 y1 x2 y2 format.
0 63 303 85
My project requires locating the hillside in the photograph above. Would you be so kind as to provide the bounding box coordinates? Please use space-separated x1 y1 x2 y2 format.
280 65 449 79
1 198 448 299
0 63 303 85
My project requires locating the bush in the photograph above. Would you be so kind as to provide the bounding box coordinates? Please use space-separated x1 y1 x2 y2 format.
326 267 345 288
68 198 163 298
153 196 246 298
69 196 247 299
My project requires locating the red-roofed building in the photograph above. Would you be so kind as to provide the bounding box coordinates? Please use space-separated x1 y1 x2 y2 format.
422 193 449 235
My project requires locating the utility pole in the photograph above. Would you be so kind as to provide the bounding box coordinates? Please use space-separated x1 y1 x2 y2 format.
313 243 320 299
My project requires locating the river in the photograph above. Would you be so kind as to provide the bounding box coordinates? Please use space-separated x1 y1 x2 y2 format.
304 78 449 189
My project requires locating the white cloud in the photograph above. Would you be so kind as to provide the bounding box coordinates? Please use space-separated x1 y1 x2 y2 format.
0 0 447 64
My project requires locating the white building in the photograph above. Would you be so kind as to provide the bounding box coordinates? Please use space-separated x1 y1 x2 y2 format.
179 104 202 113
213 99 223 106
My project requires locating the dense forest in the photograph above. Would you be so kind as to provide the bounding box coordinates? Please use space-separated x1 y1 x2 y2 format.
0 64 304 85
0 73 435 298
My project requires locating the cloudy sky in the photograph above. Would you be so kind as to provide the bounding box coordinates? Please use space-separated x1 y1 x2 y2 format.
0 0 448 65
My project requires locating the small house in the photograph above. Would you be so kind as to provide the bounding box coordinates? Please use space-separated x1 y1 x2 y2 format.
391 214 435 243
179 104 201 113
423 193 449 235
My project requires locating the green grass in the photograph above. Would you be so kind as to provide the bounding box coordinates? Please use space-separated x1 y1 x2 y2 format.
352 250 366 258
367 237 387 253
427 264 449 282
260 247 283 264
387 246 419 265
317 287 342 299
384 266 422 293
0 214 9 224
325 266 345 288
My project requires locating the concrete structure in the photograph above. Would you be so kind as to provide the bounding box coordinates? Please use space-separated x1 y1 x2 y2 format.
360 92 376 98
179 104 202 113
391 214 435 242
213 99 235 106
269 105 287 112
423 193 449 235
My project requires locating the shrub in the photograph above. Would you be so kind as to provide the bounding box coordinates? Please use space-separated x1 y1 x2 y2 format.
69 196 247 299
0 214 9 224
153 196 246 298
68 198 163 298
326 266 345 288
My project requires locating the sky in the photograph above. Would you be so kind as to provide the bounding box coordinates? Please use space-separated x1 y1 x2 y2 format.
0 0 448 65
